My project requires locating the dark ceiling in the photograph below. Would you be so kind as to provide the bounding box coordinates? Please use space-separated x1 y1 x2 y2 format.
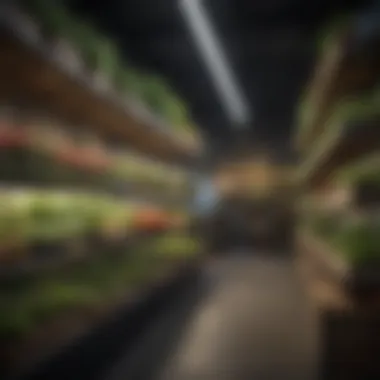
68 0 373 162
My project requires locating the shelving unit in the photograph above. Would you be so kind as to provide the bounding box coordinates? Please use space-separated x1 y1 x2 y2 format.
0 2 201 166
295 12 380 380
0 3 203 378
297 18 380 153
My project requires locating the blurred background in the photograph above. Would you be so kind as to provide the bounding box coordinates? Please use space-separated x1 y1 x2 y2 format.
0 0 379 379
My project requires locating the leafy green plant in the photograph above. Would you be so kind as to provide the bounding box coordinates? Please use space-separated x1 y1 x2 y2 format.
0 204 30 250
338 154 380 186
161 94 189 129
30 283 99 322
149 234 201 259
96 38 120 79
22 1 195 134
115 64 146 97
332 218 380 264
0 301 35 339
0 228 197 340
308 213 343 239
302 92 380 173
138 75 168 114
67 21 102 69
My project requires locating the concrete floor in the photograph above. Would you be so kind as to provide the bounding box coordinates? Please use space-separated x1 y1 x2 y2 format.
106 254 320 380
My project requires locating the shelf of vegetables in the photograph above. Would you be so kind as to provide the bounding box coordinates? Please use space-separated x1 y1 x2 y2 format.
297 218 380 380
298 208 380 297
0 1 201 165
0 1 202 377
0 189 194 277
0 236 202 377
299 216 380 301
295 14 380 378
298 151 380 297
336 154 380 211
0 110 193 204
298 91 380 187
0 187 202 377
296 15 380 152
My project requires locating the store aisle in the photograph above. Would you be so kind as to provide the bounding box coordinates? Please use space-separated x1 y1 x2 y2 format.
106 254 320 380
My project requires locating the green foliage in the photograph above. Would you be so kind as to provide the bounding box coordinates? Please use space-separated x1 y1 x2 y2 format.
338 154 380 186
22 0 194 132
0 233 198 339
0 192 136 246
148 233 202 259
67 21 102 69
329 94 380 127
139 75 169 114
96 38 120 78
308 213 343 240
161 94 189 129
298 17 378 140
115 63 145 97
27 194 81 242
303 91 380 171
31 283 99 321
332 218 380 264
0 203 30 247
309 213 380 265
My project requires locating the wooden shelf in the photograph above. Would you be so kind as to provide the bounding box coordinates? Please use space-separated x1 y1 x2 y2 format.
296 27 380 152
296 229 380 302
296 229 380 380
298 117 380 187
0 4 200 167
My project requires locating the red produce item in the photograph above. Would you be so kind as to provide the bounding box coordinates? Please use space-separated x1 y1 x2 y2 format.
133 208 172 233
0 123 29 148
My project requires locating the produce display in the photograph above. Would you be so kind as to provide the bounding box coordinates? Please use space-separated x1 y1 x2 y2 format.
0 186 199 337
20 0 194 136
299 88 380 279
331 217 380 265
0 114 198 373
0 191 122 265
297 15 379 148
0 112 191 197
297 18 348 139
307 213 380 266
0 189 192 267
305 154 380 264
0 232 201 341
323 91 380 133
338 154 380 186
0 2 202 375
301 90 380 174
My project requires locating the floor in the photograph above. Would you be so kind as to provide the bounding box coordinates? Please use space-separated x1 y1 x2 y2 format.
105 253 320 380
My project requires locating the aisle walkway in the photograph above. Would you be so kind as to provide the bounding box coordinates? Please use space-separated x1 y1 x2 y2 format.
107 254 320 380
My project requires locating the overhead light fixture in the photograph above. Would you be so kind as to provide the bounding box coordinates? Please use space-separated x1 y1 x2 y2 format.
179 0 251 129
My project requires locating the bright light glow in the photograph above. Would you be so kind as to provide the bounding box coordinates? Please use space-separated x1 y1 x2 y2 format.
180 0 251 128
